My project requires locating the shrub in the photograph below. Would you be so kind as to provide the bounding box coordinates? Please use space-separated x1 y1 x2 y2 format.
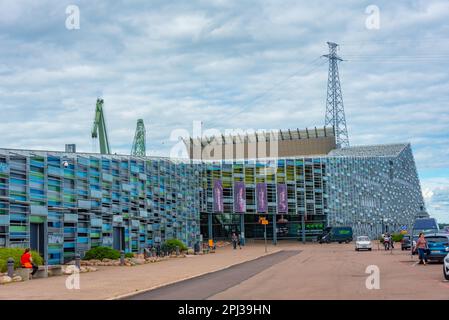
125 252 134 258
163 239 187 254
392 233 404 242
83 246 120 260
0 248 43 272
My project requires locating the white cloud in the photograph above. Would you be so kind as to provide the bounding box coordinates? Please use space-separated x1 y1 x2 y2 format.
421 177 449 224
0 0 447 181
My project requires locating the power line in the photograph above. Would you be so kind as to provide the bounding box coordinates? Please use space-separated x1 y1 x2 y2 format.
205 56 327 128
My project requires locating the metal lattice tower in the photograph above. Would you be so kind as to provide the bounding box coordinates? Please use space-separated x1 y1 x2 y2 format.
323 42 350 148
91 98 111 154
131 119 146 156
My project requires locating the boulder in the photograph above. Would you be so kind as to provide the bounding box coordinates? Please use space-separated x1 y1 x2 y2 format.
0 276 13 284
12 276 22 282
86 266 97 272
63 265 80 275
130 258 145 265
187 249 194 255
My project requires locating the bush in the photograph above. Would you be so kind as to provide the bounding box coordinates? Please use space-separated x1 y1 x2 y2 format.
162 239 188 254
378 233 403 243
83 246 120 260
0 248 43 272
392 233 404 242
125 253 134 258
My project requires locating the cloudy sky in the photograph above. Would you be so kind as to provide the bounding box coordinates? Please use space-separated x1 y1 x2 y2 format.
0 0 448 222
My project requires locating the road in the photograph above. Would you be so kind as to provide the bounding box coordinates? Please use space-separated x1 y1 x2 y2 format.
124 250 300 300
125 242 449 300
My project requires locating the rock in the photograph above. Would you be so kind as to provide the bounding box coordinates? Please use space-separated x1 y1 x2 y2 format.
187 249 194 255
63 265 80 275
80 267 87 273
0 276 12 284
12 276 22 282
86 266 97 272
130 258 145 265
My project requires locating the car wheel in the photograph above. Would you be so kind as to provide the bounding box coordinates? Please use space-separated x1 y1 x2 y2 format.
369 248 372 251
355 248 358 251
444 265 449 281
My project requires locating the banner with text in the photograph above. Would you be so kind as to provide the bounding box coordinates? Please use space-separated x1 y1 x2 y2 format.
234 181 246 213
213 179 224 213
256 182 268 213
277 183 288 213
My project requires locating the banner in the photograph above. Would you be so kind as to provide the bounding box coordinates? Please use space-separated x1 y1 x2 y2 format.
277 183 288 213
256 183 268 213
233 181 246 213
213 179 224 213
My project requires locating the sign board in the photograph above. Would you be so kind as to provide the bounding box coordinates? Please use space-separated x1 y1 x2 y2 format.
259 217 268 225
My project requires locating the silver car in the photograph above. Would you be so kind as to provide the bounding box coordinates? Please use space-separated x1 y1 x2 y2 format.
443 248 449 281
355 236 372 251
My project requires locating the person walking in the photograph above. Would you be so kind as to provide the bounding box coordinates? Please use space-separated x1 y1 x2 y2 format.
237 233 242 249
415 233 428 265
231 232 238 250
20 248 38 278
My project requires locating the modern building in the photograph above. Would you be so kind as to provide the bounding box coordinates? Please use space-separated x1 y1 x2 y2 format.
0 149 202 264
0 131 426 264
198 142 425 242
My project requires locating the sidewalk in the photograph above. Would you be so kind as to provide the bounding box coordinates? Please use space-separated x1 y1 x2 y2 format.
0 243 282 300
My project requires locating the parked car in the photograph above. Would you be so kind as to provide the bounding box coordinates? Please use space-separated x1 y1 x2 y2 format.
319 226 353 244
401 235 411 250
355 236 372 251
443 249 449 280
424 233 449 262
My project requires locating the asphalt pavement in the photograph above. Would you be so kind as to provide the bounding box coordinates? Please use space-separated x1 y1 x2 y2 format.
124 250 301 300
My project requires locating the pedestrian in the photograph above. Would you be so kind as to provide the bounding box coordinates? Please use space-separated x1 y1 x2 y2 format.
20 248 38 278
415 233 428 265
231 232 238 250
237 233 242 249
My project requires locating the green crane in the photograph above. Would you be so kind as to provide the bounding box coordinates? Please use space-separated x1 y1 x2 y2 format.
131 119 146 157
91 98 111 154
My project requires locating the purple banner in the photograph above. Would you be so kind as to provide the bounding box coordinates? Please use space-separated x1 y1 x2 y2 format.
213 179 223 213
256 183 268 213
277 183 288 213
234 181 246 213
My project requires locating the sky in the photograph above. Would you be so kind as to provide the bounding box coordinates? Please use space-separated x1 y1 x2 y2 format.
0 0 448 222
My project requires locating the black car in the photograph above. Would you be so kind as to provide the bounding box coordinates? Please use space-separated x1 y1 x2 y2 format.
401 235 411 250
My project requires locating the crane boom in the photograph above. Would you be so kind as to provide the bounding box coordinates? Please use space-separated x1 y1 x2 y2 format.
91 98 111 154
131 119 146 157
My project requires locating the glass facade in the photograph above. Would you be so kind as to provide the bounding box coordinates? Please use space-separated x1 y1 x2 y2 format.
0 142 425 264
0 149 201 264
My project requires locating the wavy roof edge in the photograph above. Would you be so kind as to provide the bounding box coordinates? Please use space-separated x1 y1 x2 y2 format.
328 143 410 157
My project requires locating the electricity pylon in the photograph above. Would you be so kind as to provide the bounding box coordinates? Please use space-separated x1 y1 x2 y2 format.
323 42 350 148
131 119 146 157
